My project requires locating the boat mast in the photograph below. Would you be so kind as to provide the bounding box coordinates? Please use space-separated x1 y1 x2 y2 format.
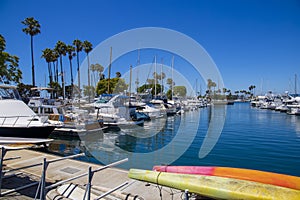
161 58 164 96
171 56 174 100
129 65 132 96
295 74 297 96
136 49 140 93
154 56 157 98
108 47 112 94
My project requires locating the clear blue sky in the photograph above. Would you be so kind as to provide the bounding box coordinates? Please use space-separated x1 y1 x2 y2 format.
1 0 300 95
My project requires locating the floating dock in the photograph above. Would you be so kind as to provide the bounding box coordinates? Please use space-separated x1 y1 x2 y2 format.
0 148 192 200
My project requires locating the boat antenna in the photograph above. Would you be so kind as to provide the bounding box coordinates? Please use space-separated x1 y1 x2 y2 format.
295 74 298 96
171 55 174 100
108 47 112 94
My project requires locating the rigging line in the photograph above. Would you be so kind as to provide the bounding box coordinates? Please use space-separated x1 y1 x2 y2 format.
155 171 163 200
143 56 156 87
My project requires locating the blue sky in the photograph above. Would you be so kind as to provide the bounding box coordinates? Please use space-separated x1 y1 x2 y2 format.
1 0 300 95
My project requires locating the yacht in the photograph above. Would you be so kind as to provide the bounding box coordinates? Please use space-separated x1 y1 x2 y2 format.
94 94 144 128
0 84 55 138
136 103 162 119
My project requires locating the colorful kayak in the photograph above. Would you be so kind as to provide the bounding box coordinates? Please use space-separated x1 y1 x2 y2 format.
153 166 300 191
129 169 300 200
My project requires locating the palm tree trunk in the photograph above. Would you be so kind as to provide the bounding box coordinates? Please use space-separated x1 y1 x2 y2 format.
48 62 52 84
69 58 74 86
76 53 81 99
30 35 35 86
60 56 65 99
69 58 73 97
87 53 91 102
55 61 59 83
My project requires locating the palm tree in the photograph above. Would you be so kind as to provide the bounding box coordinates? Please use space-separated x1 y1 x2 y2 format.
73 39 83 97
95 63 104 81
21 17 41 86
51 51 59 83
41 48 53 84
82 41 93 90
82 40 93 102
89 64 96 87
54 41 67 99
116 72 121 78
66 45 76 87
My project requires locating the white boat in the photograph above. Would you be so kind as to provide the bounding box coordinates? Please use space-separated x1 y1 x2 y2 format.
0 84 55 138
287 104 300 115
136 104 162 119
94 94 144 128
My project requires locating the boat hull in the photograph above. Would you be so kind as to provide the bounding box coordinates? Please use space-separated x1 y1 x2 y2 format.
153 166 300 191
129 169 300 200
0 126 55 138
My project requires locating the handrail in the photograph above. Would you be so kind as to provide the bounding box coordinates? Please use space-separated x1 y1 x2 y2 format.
0 115 45 128
46 158 128 190
0 151 85 197
95 181 129 200
3 153 85 174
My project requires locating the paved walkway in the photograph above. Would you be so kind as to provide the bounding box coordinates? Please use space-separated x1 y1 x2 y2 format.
0 149 192 200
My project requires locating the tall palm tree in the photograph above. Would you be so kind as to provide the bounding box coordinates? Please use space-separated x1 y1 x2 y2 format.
51 51 59 83
95 63 104 81
82 40 93 102
89 64 96 87
66 45 76 87
73 39 83 97
54 41 67 99
82 41 93 86
21 17 41 86
41 48 53 84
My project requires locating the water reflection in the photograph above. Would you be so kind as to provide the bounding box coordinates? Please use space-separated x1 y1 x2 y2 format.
45 103 300 175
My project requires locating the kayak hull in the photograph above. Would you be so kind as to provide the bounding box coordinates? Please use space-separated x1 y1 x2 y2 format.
129 169 300 200
153 166 300 191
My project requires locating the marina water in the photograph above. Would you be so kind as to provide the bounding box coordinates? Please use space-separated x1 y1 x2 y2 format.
46 102 300 176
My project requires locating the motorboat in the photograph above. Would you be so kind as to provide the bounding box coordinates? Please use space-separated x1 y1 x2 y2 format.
0 84 55 138
93 94 144 128
136 104 162 119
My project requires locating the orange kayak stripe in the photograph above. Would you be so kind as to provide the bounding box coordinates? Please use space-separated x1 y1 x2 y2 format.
153 166 300 190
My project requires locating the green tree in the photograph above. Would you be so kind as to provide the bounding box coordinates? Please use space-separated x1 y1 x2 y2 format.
173 86 187 97
54 41 67 98
96 77 128 95
137 84 162 96
83 85 95 99
17 83 34 98
21 17 41 86
0 35 22 84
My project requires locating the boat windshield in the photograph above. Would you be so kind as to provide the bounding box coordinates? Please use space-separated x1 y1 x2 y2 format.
0 86 21 100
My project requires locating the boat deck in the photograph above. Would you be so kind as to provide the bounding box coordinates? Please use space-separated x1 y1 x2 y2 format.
0 149 208 200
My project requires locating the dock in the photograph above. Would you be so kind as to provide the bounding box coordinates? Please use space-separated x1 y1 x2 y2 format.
0 148 188 200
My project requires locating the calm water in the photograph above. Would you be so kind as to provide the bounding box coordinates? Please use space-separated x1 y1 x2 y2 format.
46 102 300 176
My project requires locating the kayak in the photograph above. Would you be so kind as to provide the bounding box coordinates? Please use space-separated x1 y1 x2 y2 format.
153 166 300 191
129 169 300 200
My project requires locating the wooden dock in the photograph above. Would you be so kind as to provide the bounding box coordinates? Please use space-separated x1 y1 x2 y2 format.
0 149 188 200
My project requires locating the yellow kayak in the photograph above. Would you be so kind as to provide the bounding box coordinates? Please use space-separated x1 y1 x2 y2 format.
129 169 300 200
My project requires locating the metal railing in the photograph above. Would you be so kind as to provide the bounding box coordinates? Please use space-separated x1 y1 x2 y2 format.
0 115 49 127
0 146 129 200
